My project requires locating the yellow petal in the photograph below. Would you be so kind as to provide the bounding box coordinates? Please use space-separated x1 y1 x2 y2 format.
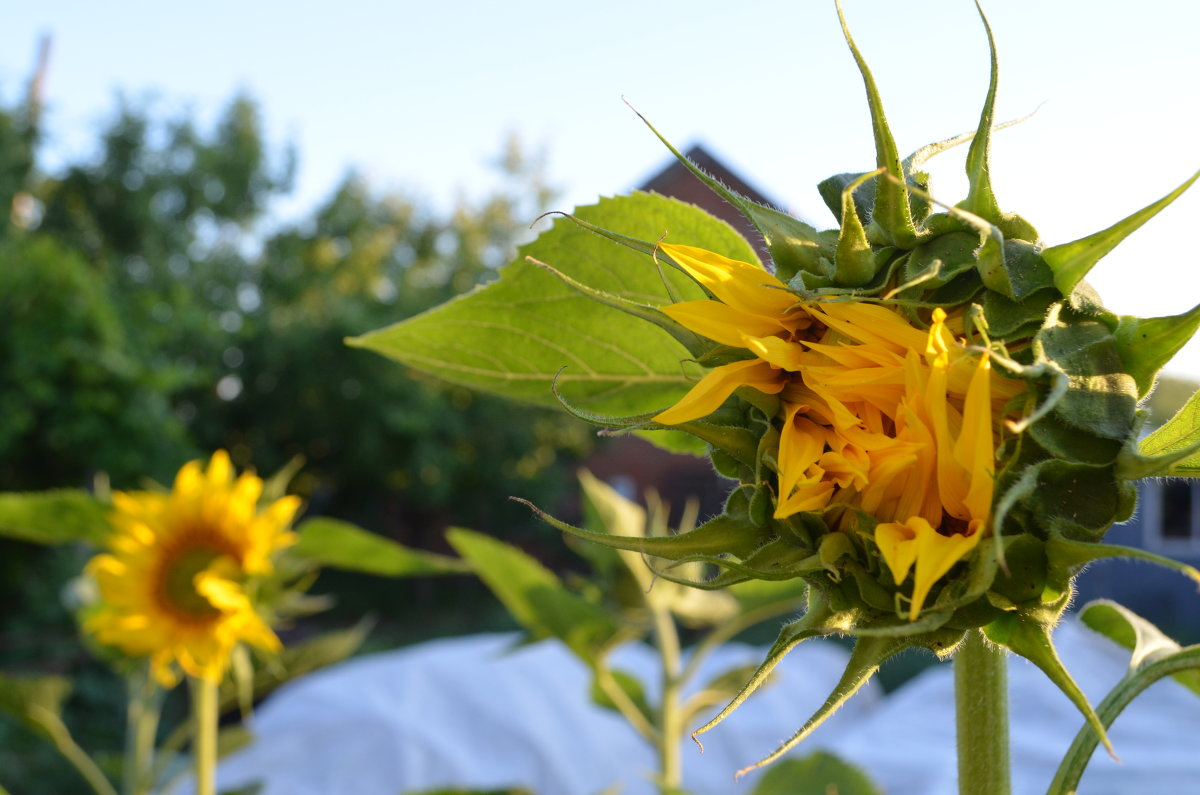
910 520 982 619
659 243 797 318
876 516 981 619
955 353 997 522
743 334 809 371
654 359 783 425
661 300 788 347
874 519 920 586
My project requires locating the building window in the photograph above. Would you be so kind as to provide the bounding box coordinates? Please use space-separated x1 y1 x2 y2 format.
1144 479 1200 553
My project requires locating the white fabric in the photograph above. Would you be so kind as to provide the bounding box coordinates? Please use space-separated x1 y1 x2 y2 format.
207 632 870 795
198 619 1200 795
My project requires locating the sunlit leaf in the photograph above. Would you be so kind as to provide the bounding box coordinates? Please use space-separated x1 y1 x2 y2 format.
446 527 619 662
350 192 758 420
0 490 108 546
292 517 468 576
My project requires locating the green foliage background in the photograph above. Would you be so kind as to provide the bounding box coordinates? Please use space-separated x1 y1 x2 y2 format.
0 81 593 792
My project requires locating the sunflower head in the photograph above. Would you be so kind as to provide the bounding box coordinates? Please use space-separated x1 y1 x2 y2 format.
510 0 1200 770
84 451 300 687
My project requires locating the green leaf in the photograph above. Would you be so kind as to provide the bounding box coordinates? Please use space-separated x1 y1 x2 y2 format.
1049 616 1200 794
1114 304 1200 400
0 672 71 741
750 750 882 795
512 492 767 562
1078 601 1198 690
1135 388 1200 475
292 517 469 576
589 668 652 722
0 490 108 546
445 527 619 662
350 192 757 418
1042 168 1200 296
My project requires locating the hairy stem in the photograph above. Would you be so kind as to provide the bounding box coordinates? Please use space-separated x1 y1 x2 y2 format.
955 629 1011 795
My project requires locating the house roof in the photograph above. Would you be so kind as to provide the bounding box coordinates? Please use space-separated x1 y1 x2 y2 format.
637 143 796 264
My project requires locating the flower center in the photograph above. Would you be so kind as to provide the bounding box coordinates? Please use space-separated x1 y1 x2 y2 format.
156 536 235 621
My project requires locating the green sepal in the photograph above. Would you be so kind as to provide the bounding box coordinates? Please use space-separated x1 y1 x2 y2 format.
835 0 919 248
627 105 830 282
526 255 711 357
959 0 1002 224
1113 303 1200 400
730 624 962 777
1035 307 1138 441
1130 388 1200 476
648 536 823 590
690 592 847 751
1026 460 1135 541
984 598 1115 758
982 287 1056 338
903 231 980 289
1027 411 1123 466
547 367 761 467
1045 532 1200 589
834 169 885 286
1042 168 1200 296
511 489 767 562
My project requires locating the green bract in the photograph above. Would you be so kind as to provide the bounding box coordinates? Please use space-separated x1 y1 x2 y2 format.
354 0 1200 773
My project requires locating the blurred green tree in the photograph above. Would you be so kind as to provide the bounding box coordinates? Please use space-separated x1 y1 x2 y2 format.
0 72 591 792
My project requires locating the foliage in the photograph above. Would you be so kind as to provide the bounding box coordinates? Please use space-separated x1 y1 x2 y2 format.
0 73 588 794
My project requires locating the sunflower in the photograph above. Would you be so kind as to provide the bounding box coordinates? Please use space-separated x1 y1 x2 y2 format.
651 242 1023 618
84 451 300 686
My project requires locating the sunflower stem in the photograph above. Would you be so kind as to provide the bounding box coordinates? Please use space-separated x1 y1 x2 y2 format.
955 629 1011 795
652 604 684 794
122 664 162 795
189 676 218 795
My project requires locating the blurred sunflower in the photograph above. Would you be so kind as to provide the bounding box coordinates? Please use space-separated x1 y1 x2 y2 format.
84 451 300 686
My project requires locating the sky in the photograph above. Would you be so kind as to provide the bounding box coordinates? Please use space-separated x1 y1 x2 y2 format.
4 0 1200 377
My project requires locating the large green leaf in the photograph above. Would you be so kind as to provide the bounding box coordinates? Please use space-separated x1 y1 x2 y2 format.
445 527 619 663
1136 388 1200 475
350 192 759 417
292 517 469 576
0 490 108 546
1078 600 1200 696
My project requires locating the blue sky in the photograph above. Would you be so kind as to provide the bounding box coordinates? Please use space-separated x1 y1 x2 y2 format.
4 0 1200 376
